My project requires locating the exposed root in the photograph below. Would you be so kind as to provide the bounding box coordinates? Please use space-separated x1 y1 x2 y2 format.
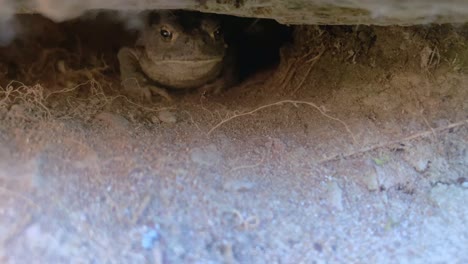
292 48 325 94
276 47 323 92
318 119 467 164
0 81 52 120
208 99 357 144
44 80 93 100
0 77 173 125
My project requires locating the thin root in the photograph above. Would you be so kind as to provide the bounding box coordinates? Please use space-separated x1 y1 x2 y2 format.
318 119 467 164
208 99 357 145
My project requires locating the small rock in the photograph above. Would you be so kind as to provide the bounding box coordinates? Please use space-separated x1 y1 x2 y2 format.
94 112 130 130
461 180 468 189
420 46 433 69
456 177 466 185
326 181 343 211
150 115 160 124
190 144 221 166
403 145 432 173
363 172 379 191
413 159 429 172
0 107 7 116
158 110 177 123
57 60 67 73
429 184 466 216
313 242 323 252
141 229 159 250
220 242 234 261
223 180 256 192
8 104 26 117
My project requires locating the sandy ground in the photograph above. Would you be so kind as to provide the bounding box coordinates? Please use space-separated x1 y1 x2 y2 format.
0 14 467 263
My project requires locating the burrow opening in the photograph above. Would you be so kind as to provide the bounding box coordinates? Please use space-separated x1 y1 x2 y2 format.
0 10 466 132
0 11 293 95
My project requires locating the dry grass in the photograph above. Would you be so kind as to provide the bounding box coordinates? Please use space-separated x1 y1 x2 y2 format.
0 76 173 125
0 81 51 120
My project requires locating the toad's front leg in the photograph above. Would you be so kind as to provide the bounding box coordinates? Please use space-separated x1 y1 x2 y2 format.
118 47 172 102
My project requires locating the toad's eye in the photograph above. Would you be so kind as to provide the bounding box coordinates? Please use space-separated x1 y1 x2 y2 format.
213 28 222 40
160 29 172 40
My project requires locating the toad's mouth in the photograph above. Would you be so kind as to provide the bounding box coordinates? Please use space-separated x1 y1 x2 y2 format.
142 57 224 89
155 58 223 64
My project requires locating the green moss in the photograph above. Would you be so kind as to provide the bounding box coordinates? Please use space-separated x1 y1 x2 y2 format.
373 156 389 166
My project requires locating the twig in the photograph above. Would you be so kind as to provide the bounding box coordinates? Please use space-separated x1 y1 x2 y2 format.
318 119 467 164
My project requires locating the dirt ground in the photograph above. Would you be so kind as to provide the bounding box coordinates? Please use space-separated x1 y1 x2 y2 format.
0 14 467 263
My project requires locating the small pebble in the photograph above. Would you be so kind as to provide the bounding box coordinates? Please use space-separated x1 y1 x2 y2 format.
313 242 323 252
363 172 379 191
150 115 160 124
412 159 429 172
327 181 343 211
141 229 159 250
223 180 256 192
8 104 25 115
190 144 221 166
94 112 130 129
57 60 67 73
158 110 177 123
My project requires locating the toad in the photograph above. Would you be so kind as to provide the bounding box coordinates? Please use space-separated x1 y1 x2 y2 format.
118 11 237 101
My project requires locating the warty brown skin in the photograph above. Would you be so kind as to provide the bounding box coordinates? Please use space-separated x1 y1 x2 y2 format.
118 11 237 101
